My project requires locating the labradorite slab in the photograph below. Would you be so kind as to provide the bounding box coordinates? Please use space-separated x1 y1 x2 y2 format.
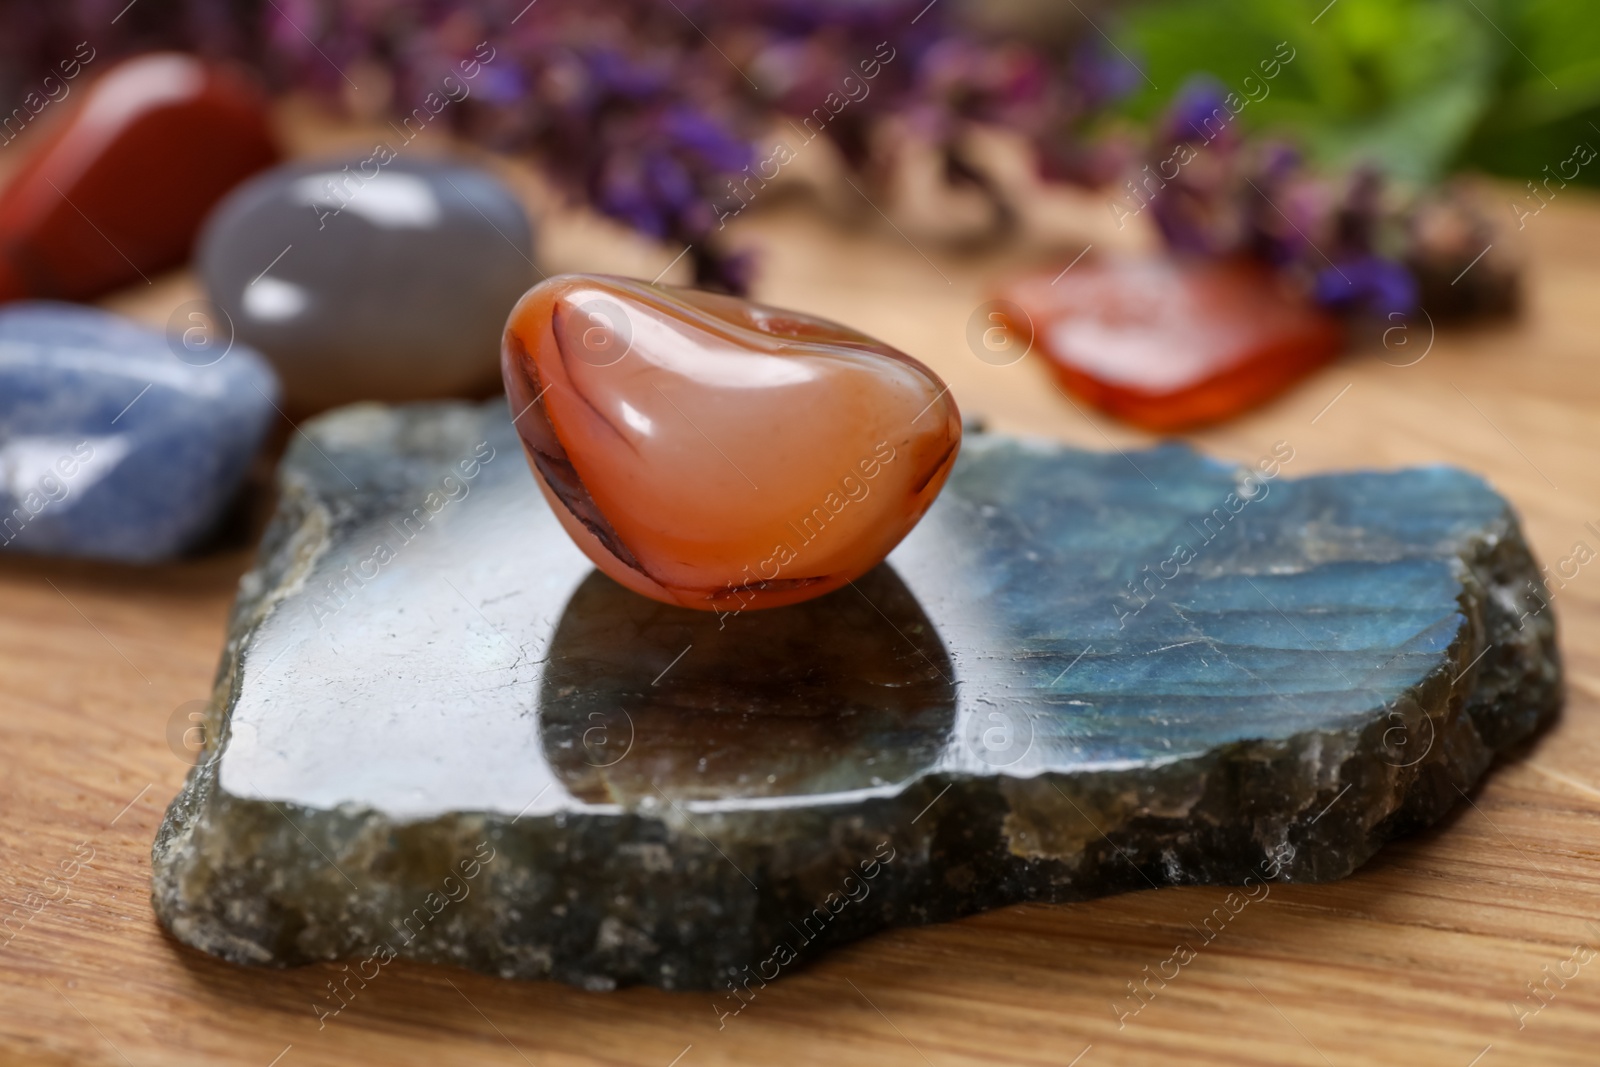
152 400 1560 991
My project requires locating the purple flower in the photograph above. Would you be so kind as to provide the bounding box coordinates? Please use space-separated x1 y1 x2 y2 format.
599 162 667 239
1258 141 1300 181
1163 76 1237 147
474 64 528 106
660 105 753 173
1068 38 1142 109
644 151 695 211
586 47 668 99
1314 256 1418 317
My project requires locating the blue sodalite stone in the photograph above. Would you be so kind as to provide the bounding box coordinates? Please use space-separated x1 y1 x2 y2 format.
0 302 280 562
198 157 537 412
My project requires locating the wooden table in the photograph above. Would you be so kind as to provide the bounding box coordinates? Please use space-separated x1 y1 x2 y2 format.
4 113 1600 1066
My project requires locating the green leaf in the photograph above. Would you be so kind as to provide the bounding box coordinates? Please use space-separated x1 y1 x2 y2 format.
1115 0 1500 183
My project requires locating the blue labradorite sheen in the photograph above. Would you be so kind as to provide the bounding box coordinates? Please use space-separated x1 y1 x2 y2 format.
198 157 537 412
0 302 279 562
154 401 1559 990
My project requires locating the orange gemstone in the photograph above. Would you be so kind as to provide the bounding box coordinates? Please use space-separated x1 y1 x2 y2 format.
502 275 962 613
0 53 278 304
997 257 1345 431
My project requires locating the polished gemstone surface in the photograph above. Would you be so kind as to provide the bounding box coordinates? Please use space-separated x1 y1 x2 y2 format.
998 257 1345 431
0 302 279 561
152 400 1560 990
502 275 962 612
200 157 537 413
0 53 278 304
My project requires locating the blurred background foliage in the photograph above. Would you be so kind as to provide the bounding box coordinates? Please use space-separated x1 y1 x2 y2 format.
1112 0 1600 186
0 0 1585 300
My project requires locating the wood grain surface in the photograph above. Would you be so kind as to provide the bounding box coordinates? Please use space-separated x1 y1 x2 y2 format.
3 107 1599 1067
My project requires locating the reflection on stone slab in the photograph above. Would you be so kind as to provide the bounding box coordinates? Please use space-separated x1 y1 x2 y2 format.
152 400 1560 991
542 565 956 806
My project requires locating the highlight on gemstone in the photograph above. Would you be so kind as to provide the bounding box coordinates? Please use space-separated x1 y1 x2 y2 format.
501 274 962 613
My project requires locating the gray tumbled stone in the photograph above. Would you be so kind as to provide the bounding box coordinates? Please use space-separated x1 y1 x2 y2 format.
199 157 537 411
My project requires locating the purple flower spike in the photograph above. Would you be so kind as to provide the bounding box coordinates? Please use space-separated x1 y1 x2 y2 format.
474 64 528 106
599 164 668 240
1315 255 1418 318
1258 141 1301 181
1069 39 1142 109
586 47 668 99
1163 76 1236 147
661 106 754 174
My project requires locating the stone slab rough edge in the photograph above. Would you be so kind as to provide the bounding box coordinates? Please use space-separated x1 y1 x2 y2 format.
150 401 1562 991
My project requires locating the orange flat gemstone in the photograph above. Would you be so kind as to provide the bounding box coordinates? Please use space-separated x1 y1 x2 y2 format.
502 275 962 613
997 257 1345 431
0 53 278 304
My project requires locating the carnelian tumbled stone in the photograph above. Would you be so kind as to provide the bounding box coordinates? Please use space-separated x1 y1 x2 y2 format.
502 275 962 613
0 53 278 304
997 257 1345 432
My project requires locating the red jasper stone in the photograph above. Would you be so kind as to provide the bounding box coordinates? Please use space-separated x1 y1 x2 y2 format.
502 275 962 613
997 257 1345 431
0 53 279 304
